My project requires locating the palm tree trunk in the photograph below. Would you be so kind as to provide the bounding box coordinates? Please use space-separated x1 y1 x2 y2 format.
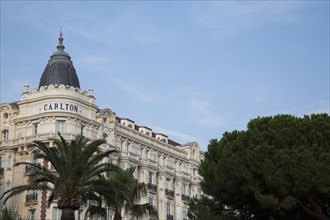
60 208 76 220
114 207 122 220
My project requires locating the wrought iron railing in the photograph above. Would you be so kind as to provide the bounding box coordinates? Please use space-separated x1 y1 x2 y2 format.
165 189 174 197
181 194 191 202
166 214 173 220
147 183 157 193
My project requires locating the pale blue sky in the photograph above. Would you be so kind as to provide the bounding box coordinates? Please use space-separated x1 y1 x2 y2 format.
1 1 329 151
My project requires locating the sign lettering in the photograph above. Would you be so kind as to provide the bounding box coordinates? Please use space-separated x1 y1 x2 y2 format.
43 103 79 113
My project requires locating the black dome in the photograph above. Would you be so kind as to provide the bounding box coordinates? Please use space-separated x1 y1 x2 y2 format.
39 32 80 88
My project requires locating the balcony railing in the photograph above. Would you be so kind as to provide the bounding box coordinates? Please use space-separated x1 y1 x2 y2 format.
0 167 4 177
26 193 38 203
147 183 157 193
165 189 174 197
166 214 173 220
181 194 191 203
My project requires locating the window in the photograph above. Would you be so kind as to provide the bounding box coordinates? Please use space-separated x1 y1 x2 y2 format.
0 156 3 177
107 212 113 220
28 209 35 220
160 199 164 213
7 155 12 170
166 202 171 215
165 178 170 189
148 172 153 184
2 130 9 140
80 124 85 136
182 184 186 195
52 207 62 220
149 197 154 206
32 123 39 135
183 208 188 220
75 209 82 220
31 152 37 164
55 120 66 133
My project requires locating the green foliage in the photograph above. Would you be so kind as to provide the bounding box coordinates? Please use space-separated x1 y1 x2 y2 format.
0 206 28 220
188 195 239 220
86 167 158 220
106 167 158 220
1 133 120 220
196 114 330 220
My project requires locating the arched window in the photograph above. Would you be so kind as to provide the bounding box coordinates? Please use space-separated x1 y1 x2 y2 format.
2 129 9 140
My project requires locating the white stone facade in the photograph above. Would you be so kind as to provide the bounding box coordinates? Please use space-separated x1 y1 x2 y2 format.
0 38 203 220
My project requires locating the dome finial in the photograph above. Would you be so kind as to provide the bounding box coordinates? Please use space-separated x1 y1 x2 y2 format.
57 27 65 51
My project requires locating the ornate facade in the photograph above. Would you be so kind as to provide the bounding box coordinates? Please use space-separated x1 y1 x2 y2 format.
0 32 203 220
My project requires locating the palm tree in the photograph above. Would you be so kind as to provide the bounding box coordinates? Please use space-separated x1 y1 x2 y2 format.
0 206 29 220
86 167 158 220
105 167 158 220
1 133 121 220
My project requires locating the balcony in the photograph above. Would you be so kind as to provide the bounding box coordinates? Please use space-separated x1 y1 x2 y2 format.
165 189 174 198
147 183 157 193
166 214 173 220
26 193 38 204
181 194 191 203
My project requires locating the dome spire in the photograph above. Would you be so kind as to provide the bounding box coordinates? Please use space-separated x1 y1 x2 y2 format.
38 29 80 89
57 27 65 52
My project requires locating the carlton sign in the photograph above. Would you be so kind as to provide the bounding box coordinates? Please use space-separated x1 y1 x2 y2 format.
43 103 79 113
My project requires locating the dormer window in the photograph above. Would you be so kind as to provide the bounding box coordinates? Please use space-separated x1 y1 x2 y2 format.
120 118 135 129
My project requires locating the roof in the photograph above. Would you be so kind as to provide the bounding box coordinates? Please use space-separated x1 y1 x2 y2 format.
38 31 80 89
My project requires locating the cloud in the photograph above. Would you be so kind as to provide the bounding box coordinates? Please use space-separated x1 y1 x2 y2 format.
188 98 225 127
76 56 110 65
114 79 159 104
152 126 202 144
55 6 177 46
0 79 27 102
189 1 309 39
2 2 178 47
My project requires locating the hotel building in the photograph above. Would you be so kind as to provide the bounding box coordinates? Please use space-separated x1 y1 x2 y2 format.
0 32 204 220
